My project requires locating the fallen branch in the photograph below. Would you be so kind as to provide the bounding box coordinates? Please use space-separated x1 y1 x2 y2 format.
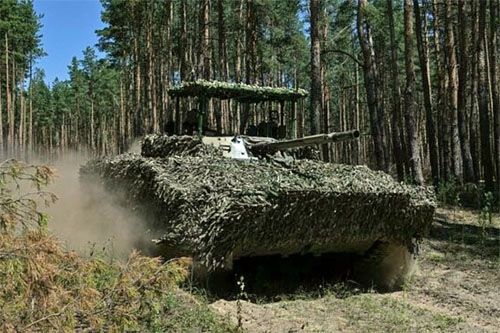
23 303 72 330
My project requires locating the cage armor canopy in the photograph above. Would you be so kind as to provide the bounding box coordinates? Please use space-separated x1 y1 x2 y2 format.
167 79 308 103
167 80 310 138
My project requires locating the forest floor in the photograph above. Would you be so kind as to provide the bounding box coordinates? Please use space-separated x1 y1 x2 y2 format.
209 207 500 332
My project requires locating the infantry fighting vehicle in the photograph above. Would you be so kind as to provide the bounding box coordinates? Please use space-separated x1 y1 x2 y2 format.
82 80 435 290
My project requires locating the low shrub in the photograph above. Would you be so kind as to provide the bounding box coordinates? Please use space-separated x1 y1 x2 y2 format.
0 160 234 332
437 179 497 210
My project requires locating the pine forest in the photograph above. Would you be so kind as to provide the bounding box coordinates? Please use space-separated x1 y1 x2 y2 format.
0 0 498 193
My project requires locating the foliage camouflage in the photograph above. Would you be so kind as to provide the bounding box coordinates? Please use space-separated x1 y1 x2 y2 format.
81 135 436 270
167 80 309 103
141 135 220 158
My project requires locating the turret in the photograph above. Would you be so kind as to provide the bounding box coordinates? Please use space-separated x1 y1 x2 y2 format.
204 129 361 160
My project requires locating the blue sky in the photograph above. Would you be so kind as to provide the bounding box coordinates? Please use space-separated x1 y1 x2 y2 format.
34 0 105 84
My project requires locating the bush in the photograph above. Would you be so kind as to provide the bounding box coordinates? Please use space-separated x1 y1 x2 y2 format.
0 160 234 332
436 179 461 206
437 179 496 210
478 192 494 228
457 183 483 209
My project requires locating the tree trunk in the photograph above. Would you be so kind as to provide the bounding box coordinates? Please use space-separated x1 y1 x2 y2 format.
321 8 330 161
432 0 450 181
28 56 33 155
19 77 25 153
162 0 172 132
0 78 3 151
119 76 126 152
217 0 228 80
488 0 499 191
235 0 243 83
240 0 257 133
387 0 405 181
90 99 95 153
477 0 494 192
444 0 462 182
179 0 188 81
403 0 424 185
200 0 211 80
413 0 439 185
468 1 480 182
217 0 228 132
353 53 360 165
357 0 387 171
147 10 158 133
5 34 12 154
456 0 475 183
246 0 256 83
310 0 322 140
134 36 142 135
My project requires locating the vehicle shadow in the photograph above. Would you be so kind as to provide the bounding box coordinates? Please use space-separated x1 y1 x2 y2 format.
200 252 368 302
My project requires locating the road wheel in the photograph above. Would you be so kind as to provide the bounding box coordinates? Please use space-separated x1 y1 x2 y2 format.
353 240 415 291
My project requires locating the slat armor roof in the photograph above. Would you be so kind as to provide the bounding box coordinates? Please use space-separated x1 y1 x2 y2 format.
167 79 308 103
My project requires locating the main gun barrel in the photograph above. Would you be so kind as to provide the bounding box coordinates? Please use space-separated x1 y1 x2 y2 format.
250 129 360 153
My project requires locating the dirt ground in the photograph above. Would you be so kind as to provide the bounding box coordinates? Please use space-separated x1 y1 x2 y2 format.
210 207 500 332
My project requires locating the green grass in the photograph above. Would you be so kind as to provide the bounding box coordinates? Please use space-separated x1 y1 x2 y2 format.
340 294 463 332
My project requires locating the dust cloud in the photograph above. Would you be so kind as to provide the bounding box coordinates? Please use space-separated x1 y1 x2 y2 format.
43 147 153 259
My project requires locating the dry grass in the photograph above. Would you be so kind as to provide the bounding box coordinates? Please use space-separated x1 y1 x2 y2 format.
0 160 235 332
1 231 184 331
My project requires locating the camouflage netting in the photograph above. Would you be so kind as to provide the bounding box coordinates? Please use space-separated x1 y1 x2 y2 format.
167 79 308 103
81 135 436 270
141 135 221 158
